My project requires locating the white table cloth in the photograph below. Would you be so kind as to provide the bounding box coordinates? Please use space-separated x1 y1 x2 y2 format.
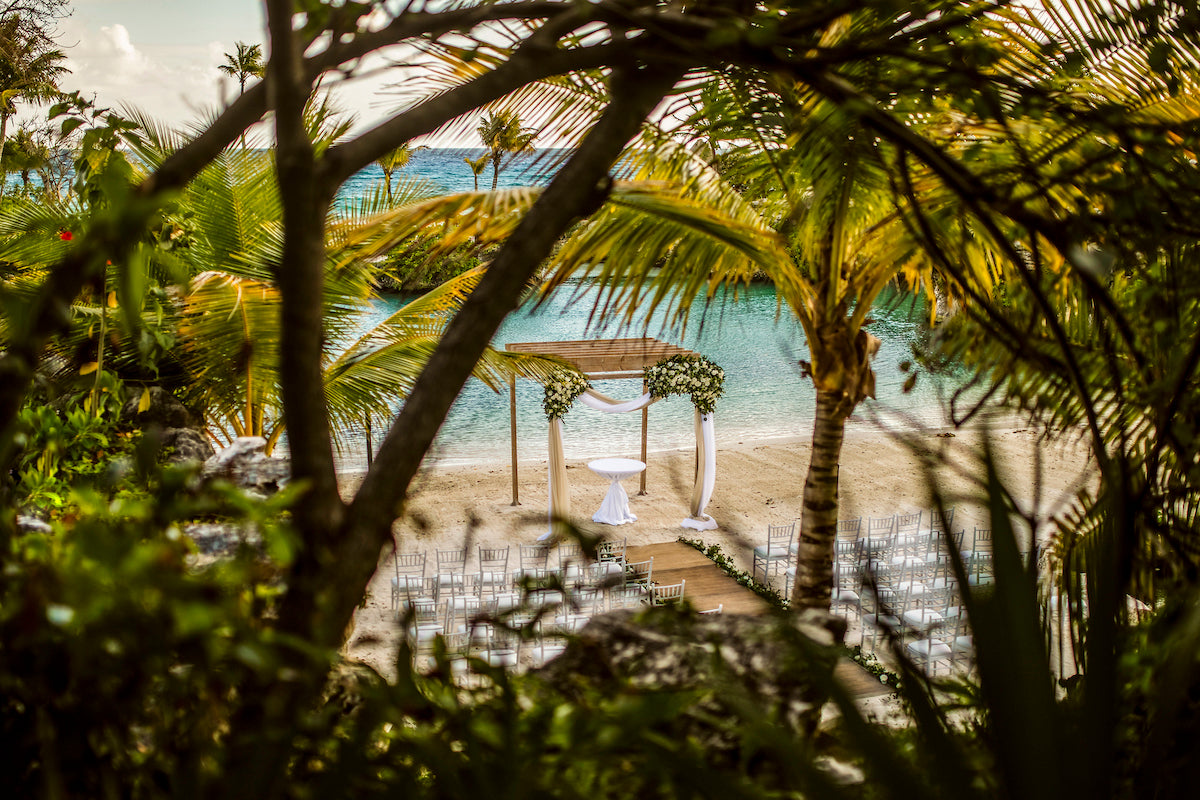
587 458 646 525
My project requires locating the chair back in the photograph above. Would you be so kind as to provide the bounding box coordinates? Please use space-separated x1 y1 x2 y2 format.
867 515 896 537
478 546 510 574
766 522 795 549
896 511 923 535
650 579 686 606
837 517 863 540
394 551 426 578
436 548 467 574
598 538 627 564
971 526 993 549
625 558 654 589
519 544 551 571
929 506 956 533
557 542 586 570
608 586 645 610
699 603 724 615
834 538 862 566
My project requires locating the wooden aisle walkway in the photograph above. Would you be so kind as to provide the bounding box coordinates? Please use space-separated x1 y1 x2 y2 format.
626 541 891 699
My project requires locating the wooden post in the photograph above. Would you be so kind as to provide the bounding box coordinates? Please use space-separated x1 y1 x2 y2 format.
510 376 520 505
639 379 648 495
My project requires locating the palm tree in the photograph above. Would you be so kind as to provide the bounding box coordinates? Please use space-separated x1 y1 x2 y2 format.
376 143 410 203
0 109 564 453
1 126 46 194
477 110 536 190
543 85 988 611
218 41 264 95
0 15 65 189
464 153 488 191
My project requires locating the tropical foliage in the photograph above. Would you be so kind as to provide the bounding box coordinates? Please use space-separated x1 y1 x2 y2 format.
0 11 66 185
3 1 1200 798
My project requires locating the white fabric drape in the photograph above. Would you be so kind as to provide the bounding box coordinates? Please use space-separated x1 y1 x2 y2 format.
543 388 717 536
578 389 655 414
541 417 571 541
682 411 717 530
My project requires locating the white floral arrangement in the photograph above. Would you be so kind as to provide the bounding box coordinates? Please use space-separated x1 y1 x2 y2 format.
542 368 591 420
645 354 725 415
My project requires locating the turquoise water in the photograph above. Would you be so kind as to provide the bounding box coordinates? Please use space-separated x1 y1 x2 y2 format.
344 281 953 469
334 150 957 469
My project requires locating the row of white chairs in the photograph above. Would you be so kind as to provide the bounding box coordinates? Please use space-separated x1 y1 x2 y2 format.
752 509 969 583
755 513 996 676
390 540 630 613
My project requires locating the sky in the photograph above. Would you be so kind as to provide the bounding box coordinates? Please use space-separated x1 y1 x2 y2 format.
53 1 404 134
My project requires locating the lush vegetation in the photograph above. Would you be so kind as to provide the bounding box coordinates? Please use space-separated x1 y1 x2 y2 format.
1 1 1200 798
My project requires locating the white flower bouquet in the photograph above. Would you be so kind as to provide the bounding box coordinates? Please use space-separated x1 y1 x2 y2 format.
644 354 725 414
541 369 591 420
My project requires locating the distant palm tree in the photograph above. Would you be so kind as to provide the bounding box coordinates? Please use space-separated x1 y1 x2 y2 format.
218 41 264 95
219 42 265 149
377 142 428 202
0 16 66 189
464 153 488 191
476 110 536 190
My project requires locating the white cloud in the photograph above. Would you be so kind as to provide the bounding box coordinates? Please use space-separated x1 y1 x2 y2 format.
57 19 227 127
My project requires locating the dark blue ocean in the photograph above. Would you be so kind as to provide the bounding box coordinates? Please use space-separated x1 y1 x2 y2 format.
335 149 965 469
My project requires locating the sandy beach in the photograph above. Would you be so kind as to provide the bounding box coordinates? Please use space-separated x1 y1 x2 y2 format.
345 422 1095 675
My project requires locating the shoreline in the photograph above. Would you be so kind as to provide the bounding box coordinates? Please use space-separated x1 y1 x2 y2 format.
344 421 1095 677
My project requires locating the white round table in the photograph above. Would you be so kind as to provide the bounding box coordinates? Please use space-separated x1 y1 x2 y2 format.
587 458 646 525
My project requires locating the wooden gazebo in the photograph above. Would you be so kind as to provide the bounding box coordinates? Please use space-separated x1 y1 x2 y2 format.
504 337 699 505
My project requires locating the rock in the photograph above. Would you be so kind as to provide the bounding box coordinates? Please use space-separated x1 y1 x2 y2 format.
121 387 203 430
183 521 261 557
160 427 214 464
203 436 290 492
538 607 843 771
16 515 52 534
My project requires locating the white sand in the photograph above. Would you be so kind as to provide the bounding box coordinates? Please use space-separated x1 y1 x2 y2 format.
344 422 1095 675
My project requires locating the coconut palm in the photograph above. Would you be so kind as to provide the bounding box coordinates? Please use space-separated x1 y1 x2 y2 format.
0 15 65 188
464 153 489 191
477 110 536 190
376 143 413 203
218 41 264 95
343 67 1010 611
0 109 563 453
541 87 997 611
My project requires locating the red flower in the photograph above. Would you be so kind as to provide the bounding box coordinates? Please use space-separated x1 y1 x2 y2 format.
59 231 73 241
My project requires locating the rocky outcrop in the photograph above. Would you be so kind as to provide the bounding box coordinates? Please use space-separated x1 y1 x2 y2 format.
203 436 289 494
120 387 214 464
538 607 843 769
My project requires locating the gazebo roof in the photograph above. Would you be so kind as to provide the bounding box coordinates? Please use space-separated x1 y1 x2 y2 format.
506 337 699 379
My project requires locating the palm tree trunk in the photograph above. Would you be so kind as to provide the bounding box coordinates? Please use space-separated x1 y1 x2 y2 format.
0 113 9 192
791 388 849 611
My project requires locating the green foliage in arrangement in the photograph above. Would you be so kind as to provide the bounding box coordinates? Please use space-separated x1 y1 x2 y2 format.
541 367 590 420
678 536 787 608
645 355 726 415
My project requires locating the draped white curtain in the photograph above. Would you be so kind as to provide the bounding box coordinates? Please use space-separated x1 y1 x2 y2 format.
543 388 717 538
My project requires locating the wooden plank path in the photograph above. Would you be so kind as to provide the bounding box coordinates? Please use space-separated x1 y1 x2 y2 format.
627 541 891 699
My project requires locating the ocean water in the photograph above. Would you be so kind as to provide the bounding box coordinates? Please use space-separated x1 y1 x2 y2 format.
339 148 566 200
333 150 962 469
